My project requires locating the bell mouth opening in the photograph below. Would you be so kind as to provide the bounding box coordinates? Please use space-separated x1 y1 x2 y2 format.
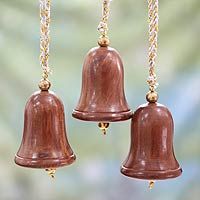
72 109 133 122
14 154 76 169
120 165 182 180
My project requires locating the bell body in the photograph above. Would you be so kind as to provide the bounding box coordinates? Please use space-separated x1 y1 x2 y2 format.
121 103 182 180
15 90 76 169
73 46 132 122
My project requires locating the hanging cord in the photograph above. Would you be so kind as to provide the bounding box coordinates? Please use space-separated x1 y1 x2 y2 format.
97 0 112 47
147 0 159 188
38 0 55 177
97 1 112 135
146 0 159 103
39 0 52 91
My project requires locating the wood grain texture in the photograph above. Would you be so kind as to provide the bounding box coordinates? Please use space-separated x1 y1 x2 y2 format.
15 90 76 169
73 46 132 122
121 103 182 180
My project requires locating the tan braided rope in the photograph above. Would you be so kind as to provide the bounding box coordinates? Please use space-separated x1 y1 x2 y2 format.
97 0 112 39
147 0 159 92
40 0 51 81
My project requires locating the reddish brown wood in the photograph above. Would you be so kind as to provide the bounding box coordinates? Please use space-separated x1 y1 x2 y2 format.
73 46 132 122
15 90 76 169
121 103 182 180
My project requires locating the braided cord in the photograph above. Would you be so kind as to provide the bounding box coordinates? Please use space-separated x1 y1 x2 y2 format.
40 0 51 81
147 0 159 92
98 0 112 39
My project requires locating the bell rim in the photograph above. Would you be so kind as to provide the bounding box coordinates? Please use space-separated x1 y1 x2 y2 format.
14 154 76 169
120 165 182 180
72 109 133 122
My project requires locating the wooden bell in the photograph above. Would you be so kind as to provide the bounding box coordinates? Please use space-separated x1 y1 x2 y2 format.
15 90 76 169
72 46 132 122
121 103 182 180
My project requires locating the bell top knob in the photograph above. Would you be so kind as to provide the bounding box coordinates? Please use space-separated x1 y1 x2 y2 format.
38 79 51 91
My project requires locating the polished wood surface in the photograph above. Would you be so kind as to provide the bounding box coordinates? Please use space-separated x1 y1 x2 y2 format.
121 103 182 180
15 90 76 168
73 46 132 122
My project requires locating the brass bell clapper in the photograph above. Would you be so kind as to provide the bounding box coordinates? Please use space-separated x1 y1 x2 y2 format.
120 0 182 188
14 0 76 178
72 0 132 134
98 122 110 135
45 169 56 179
149 180 155 190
